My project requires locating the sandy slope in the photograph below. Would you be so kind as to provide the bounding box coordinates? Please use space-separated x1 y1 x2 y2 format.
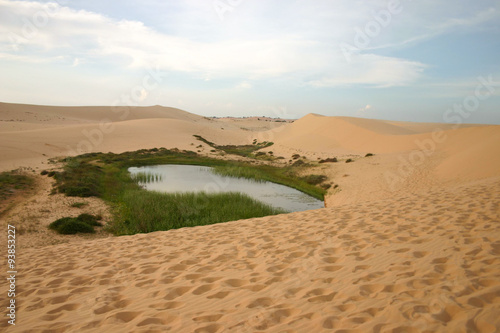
0 103 264 171
1 178 499 332
0 102 499 332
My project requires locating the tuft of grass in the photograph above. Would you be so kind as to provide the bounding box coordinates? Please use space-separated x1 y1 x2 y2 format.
48 214 102 234
111 190 285 235
319 157 337 163
54 160 103 197
77 213 103 226
0 171 34 205
301 174 328 185
131 172 163 183
57 221 95 234
193 135 273 158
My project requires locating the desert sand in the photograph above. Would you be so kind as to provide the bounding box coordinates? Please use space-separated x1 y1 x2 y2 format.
0 102 499 332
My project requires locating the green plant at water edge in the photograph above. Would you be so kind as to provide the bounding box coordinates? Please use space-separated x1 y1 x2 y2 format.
211 164 325 200
131 172 163 183
112 190 285 235
301 174 328 185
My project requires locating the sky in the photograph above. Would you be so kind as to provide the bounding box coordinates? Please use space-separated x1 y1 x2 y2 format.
0 0 499 123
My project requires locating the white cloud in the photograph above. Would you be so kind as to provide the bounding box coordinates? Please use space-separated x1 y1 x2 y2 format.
0 0 427 87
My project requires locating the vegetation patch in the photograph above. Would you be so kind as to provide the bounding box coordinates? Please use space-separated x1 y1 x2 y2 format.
0 171 34 214
113 190 284 235
301 174 328 186
48 213 102 235
319 157 337 163
53 147 326 236
193 135 273 158
211 164 325 200
54 160 102 197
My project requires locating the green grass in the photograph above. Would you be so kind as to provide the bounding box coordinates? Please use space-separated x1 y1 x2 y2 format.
0 171 34 202
131 172 163 183
48 214 103 235
54 160 102 197
211 164 325 200
193 135 273 158
112 190 285 235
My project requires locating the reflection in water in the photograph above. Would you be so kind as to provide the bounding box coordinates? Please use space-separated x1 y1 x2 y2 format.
128 165 324 213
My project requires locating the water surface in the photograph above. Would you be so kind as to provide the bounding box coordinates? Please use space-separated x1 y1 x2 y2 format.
128 165 324 212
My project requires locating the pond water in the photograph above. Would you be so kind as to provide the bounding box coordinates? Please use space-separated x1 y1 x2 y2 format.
128 165 324 213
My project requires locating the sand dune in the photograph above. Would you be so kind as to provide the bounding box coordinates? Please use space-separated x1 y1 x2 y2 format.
1 102 499 332
0 103 275 171
1 177 499 332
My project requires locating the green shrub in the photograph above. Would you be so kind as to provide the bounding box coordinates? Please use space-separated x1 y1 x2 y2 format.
49 217 77 231
47 171 56 177
40 170 49 175
57 221 95 234
55 161 102 197
77 213 103 226
302 174 327 185
48 214 101 234
319 157 337 163
291 159 305 167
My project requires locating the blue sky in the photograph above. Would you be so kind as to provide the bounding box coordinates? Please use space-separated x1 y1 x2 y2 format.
0 0 499 123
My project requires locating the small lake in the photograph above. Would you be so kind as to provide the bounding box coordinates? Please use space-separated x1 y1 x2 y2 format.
128 165 324 213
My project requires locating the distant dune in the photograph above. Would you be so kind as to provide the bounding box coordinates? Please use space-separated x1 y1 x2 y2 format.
0 102 499 332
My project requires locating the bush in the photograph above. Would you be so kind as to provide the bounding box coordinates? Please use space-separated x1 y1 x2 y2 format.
292 154 300 160
57 221 95 235
55 161 102 197
321 183 332 190
365 153 374 157
319 157 337 163
49 217 77 231
302 174 328 185
48 214 102 234
40 170 48 175
291 159 305 167
345 159 353 163
47 171 56 177
77 213 103 226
